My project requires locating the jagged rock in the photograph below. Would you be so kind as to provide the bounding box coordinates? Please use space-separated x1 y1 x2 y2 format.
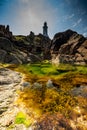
0 37 30 64
0 37 14 51
0 49 24 64
0 24 87 65
0 25 13 39
51 29 77 52
0 49 7 63
0 25 51 64
51 30 87 65
28 53 42 63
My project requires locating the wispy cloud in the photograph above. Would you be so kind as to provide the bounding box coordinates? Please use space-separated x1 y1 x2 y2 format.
65 0 78 5
84 27 87 31
83 32 87 37
72 18 82 27
81 11 86 15
65 14 75 20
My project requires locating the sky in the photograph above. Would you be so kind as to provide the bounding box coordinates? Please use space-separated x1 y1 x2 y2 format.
0 0 87 38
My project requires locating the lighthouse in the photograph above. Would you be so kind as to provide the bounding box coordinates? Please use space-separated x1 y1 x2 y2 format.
43 22 48 37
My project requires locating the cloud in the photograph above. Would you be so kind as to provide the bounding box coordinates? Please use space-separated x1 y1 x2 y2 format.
65 0 78 5
68 14 75 19
81 11 86 15
84 27 87 31
12 0 58 37
83 32 87 37
20 0 29 3
72 18 82 27
65 14 75 20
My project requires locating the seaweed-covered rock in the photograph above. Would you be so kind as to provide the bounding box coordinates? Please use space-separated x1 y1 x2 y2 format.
32 113 73 130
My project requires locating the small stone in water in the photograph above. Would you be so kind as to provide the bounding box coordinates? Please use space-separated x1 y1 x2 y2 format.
46 79 54 88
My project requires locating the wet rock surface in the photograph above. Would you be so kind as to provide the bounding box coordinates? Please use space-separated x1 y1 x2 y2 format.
71 84 87 98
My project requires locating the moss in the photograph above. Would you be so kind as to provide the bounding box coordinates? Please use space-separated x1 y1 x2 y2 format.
6 63 87 120
16 85 77 118
15 112 32 127
15 35 26 41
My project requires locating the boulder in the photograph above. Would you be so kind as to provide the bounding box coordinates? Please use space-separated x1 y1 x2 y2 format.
46 79 54 88
0 25 13 39
20 82 31 90
0 49 7 63
28 53 42 62
0 37 14 51
51 30 87 65
0 36 30 64
51 29 77 52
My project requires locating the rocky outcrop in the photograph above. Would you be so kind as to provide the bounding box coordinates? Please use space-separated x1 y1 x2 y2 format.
0 26 44 64
0 37 14 51
0 38 28 64
51 30 87 65
0 25 13 40
51 29 77 52
0 24 87 65
14 33 51 60
0 24 51 64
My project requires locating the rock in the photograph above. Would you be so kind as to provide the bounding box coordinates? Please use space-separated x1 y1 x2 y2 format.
0 37 14 51
0 68 22 129
71 85 87 98
33 82 42 89
21 82 31 87
0 68 21 84
51 30 87 65
28 53 42 63
51 29 77 52
46 79 54 88
0 37 30 64
20 82 31 90
0 25 13 39
0 24 87 65
0 49 7 63
0 24 51 64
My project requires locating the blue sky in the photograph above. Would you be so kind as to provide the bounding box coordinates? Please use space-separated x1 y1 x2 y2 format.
0 0 87 38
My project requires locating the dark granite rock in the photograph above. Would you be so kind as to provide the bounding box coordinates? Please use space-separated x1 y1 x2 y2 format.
0 24 87 65
51 30 87 65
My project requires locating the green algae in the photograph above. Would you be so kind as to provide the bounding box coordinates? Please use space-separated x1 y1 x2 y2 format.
5 63 87 120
